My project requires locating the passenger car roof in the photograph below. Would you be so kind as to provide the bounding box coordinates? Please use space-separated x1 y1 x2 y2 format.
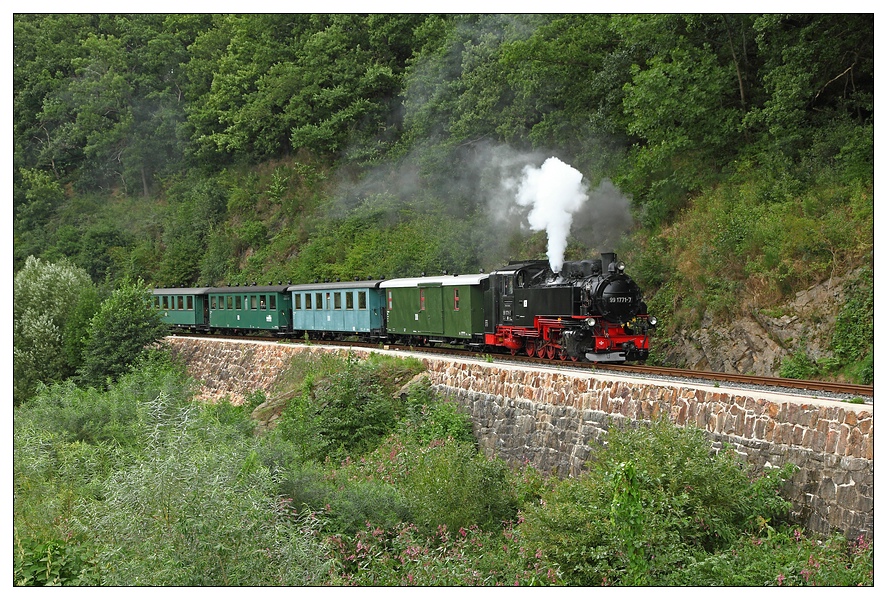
379 273 488 288
287 280 384 292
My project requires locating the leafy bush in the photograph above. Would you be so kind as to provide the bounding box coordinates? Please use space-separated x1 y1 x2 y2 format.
78 278 169 388
71 393 332 585
355 435 520 535
779 349 820 380
303 367 396 460
517 419 797 586
273 351 425 462
276 461 412 535
398 377 475 444
327 519 557 586
662 528 873 586
13 536 100 586
15 354 332 586
13 256 99 404
830 267 874 384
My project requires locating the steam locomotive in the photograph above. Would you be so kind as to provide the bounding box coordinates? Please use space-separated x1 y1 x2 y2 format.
152 252 656 363
482 252 656 362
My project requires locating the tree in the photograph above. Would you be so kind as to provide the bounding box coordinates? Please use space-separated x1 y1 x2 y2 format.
13 256 98 405
78 279 169 388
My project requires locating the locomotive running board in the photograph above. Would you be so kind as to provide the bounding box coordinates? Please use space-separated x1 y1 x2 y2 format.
584 351 628 362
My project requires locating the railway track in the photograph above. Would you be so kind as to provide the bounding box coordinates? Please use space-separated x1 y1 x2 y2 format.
169 332 874 401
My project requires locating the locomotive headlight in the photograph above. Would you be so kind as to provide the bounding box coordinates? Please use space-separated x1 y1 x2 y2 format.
585 317 596 327
617 261 626 272
649 316 658 326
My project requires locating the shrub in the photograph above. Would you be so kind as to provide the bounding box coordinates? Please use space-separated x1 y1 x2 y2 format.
517 419 796 586
830 267 874 384
398 378 475 444
276 461 412 535
78 278 169 389
356 435 521 535
779 349 820 380
13 536 100 586
326 519 558 586
273 352 425 462
68 391 332 585
662 528 873 586
13 256 99 404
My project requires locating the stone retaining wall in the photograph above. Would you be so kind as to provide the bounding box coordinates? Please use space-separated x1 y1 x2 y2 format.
165 337 874 541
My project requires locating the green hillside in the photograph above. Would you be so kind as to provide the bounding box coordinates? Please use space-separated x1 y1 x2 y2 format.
13 14 873 383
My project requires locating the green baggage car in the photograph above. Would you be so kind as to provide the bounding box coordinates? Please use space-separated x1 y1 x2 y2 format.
380 274 487 346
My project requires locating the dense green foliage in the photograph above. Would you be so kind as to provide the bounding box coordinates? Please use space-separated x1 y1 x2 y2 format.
77 278 170 389
14 350 873 586
13 13 873 382
518 420 798 585
13 256 101 405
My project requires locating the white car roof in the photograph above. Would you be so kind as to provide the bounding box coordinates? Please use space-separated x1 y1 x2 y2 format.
380 273 488 288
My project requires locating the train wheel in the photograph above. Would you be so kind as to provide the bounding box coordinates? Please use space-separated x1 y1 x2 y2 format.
510 347 519 356
570 353 579 362
525 340 536 357
545 345 556 359
558 348 567 361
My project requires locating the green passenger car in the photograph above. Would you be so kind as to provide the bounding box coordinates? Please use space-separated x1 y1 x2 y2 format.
152 287 210 330
380 274 487 345
207 285 293 332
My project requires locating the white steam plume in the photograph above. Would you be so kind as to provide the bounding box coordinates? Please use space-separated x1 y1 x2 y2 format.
512 157 588 273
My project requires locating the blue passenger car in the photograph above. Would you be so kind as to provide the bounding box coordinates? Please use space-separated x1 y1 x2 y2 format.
288 280 386 338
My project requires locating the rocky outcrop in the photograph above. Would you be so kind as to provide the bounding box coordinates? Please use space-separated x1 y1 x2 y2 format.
664 269 860 376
